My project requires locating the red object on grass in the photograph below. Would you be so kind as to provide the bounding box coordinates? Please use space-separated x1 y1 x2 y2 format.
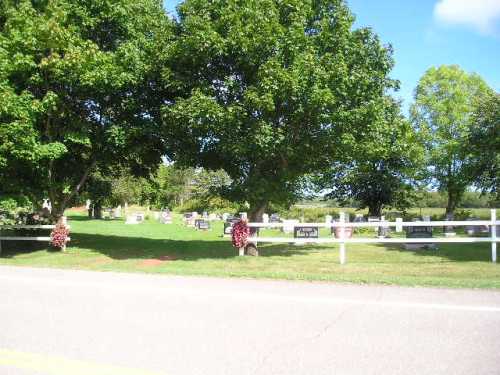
231 220 250 248
50 222 70 249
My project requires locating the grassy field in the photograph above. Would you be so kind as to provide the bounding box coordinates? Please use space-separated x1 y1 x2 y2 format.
1 211 499 289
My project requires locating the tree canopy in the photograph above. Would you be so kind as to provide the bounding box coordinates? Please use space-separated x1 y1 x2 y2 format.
0 0 173 218
469 93 500 203
164 0 397 220
411 65 494 215
320 96 424 216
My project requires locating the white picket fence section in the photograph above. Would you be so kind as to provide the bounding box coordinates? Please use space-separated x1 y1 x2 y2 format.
0 221 71 254
241 209 499 264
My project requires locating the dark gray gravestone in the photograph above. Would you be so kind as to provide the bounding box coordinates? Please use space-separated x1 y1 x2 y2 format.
196 219 210 230
405 221 434 250
270 214 281 223
465 218 489 236
294 226 319 239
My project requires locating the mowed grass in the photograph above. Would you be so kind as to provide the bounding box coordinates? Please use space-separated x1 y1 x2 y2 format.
1 211 499 289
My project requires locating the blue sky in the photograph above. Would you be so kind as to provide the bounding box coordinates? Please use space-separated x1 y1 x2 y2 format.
163 0 500 114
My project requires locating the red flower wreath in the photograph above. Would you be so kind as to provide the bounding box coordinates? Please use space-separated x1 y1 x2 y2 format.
51 222 70 249
231 220 250 248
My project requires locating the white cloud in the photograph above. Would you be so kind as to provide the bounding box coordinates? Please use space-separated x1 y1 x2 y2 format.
434 0 500 35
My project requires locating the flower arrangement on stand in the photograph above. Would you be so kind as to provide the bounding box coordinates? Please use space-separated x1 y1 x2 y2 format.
231 220 250 252
50 221 70 251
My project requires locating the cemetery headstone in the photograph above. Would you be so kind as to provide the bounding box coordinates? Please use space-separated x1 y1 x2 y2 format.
404 219 434 250
262 213 269 224
115 205 122 218
160 210 172 224
294 226 319 239
443 213 456 237
353 214 365 222
282 219 300 234
465 218 489 236
196 219 210 230
325 215 333 224
270 214 281 223
395 217 403 233
223 222 234 235
378 216 389 238
125 214 138 224
331 221 354 238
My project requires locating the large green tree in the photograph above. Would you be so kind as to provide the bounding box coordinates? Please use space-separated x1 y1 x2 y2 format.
411 65 493 215
320 97 424 217
469 93 500 203
164 0 397 220
0 0 173 218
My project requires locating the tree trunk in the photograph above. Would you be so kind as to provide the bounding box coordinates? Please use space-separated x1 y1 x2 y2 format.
368 203 382 218
446 191 457 215
249 202 267 222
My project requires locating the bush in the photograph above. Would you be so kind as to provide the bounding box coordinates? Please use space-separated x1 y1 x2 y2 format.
175 197 240 215
275 207 339 222
0 195 32 225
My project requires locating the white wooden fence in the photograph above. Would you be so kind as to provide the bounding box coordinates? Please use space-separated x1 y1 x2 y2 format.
0 222 71 254
240 209 499 264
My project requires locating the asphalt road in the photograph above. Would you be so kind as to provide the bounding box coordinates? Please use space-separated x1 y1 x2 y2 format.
1 266 500 375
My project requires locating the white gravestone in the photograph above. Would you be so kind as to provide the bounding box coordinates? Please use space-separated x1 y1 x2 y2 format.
282 219 300 234
262 213 269 224
125 213 144 225
125 215 138 224
114 205 122 218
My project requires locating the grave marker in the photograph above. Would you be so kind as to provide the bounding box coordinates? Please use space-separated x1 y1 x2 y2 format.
294 226 319 239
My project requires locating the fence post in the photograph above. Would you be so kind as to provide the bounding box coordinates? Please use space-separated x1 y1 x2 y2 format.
491 209 497 263
339 212 346 265
395 218 403 233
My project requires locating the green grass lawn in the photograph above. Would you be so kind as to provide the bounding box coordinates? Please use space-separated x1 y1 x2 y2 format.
1 211 499 289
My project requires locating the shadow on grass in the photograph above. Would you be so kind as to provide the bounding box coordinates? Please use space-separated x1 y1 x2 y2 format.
0 232 316 261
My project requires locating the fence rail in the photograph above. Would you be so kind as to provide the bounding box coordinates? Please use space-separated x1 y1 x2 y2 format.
0 220 71 254
248 220 499 228
239 209 499 264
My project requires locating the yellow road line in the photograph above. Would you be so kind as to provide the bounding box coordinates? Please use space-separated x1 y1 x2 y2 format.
0 349 166 375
